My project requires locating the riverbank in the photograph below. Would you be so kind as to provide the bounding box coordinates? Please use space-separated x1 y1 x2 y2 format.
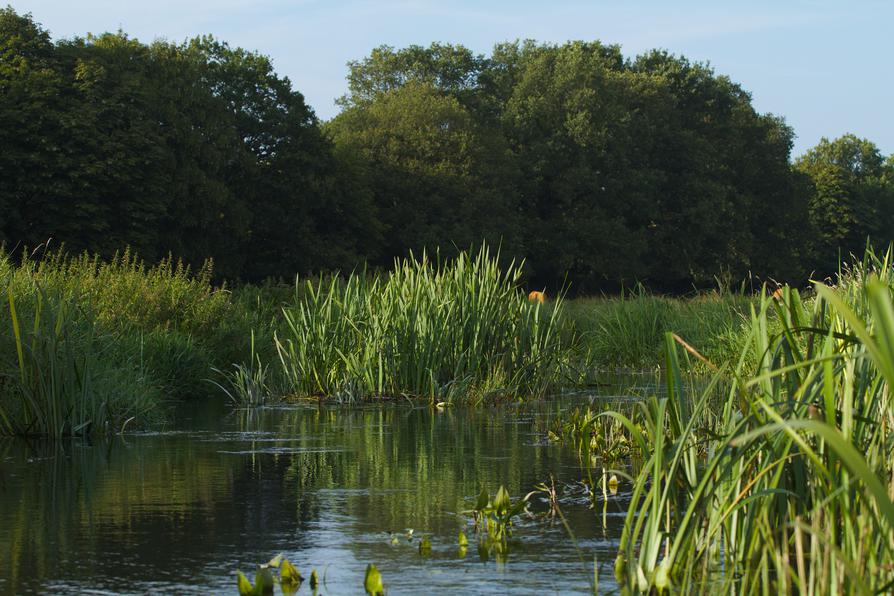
0 246 784 437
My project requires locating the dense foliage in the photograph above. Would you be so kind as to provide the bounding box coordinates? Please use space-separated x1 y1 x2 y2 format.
2 9 893 291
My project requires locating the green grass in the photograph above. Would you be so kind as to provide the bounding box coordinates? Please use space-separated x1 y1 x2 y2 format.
564 286 759 376
0 248 270 436
269 247 571 404
575 247 894 593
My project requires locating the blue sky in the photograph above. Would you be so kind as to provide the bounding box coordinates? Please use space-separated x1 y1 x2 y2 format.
12 0 893 157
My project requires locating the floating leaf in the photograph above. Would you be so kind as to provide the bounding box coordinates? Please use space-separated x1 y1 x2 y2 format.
364 563 384 595
608 474 619 495
236 571 254 596
310 568 319 590
458 530 469 547
389 533 400 546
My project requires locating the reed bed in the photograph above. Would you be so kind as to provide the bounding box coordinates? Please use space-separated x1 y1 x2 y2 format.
271 248 570 403
605 248 894 593
0 249 261 437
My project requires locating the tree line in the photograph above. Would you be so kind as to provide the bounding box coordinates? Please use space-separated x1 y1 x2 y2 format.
2 8 892 292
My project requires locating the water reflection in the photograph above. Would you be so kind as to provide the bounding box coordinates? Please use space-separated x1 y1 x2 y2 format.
0 401 630 594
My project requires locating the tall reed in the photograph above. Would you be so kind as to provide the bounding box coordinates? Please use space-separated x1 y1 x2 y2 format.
272 247 570 403
610 247 894 593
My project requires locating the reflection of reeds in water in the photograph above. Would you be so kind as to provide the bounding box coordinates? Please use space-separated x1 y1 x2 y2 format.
0 404 575 593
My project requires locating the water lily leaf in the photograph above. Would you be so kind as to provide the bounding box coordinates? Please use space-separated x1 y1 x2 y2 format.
236 571 254 596
458 530 469 547
364 563 384 595
608 474 619 494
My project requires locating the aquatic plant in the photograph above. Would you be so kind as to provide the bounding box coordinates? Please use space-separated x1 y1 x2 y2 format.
611 248 894 593
364 564 384 595
464 485 531 560
235 554 309 595
0 283 157 437
272 247 570 403
210 332 271 407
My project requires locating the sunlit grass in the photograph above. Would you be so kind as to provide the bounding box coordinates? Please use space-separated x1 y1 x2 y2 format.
271 247 571 403
601 247 894 593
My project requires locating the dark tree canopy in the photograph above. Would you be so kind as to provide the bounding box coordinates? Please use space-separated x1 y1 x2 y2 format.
2 9 892 291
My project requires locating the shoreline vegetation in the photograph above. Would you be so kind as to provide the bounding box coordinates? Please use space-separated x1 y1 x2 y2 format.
0 244 766 437
4 245 894 592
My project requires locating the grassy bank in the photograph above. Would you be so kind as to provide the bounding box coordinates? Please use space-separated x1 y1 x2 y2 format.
565 287 757 374
0 247 573 435
0 243 805 439
0 249 264 437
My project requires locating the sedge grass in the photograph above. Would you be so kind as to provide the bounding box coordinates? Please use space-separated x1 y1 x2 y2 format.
271 247 571 403
604 247 894 594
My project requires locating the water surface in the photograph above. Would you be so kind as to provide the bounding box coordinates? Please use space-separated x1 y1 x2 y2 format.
0 396 636 594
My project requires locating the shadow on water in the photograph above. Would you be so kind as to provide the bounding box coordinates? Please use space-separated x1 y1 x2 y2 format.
0 386 652 595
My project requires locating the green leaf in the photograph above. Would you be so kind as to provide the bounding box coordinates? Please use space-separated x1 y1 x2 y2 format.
280 558 304 587
236 571 254 596
265 553 283 569
364 563 384 595
418 535 432 556
493 485 511 514
255 568 275 595
475 487 489 511
458 530 469 547
310 569 319 590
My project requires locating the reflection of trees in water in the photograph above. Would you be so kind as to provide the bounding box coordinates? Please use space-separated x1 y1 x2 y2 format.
0 405 569 593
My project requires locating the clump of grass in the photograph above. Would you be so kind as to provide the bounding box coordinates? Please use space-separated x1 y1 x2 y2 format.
565 285 756 374
210 332 270 408
608 247 894 593
0 248 275 436
0 284 159 438
272 247 571 403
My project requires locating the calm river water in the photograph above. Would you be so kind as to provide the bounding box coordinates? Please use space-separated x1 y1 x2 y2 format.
0 392 641 594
